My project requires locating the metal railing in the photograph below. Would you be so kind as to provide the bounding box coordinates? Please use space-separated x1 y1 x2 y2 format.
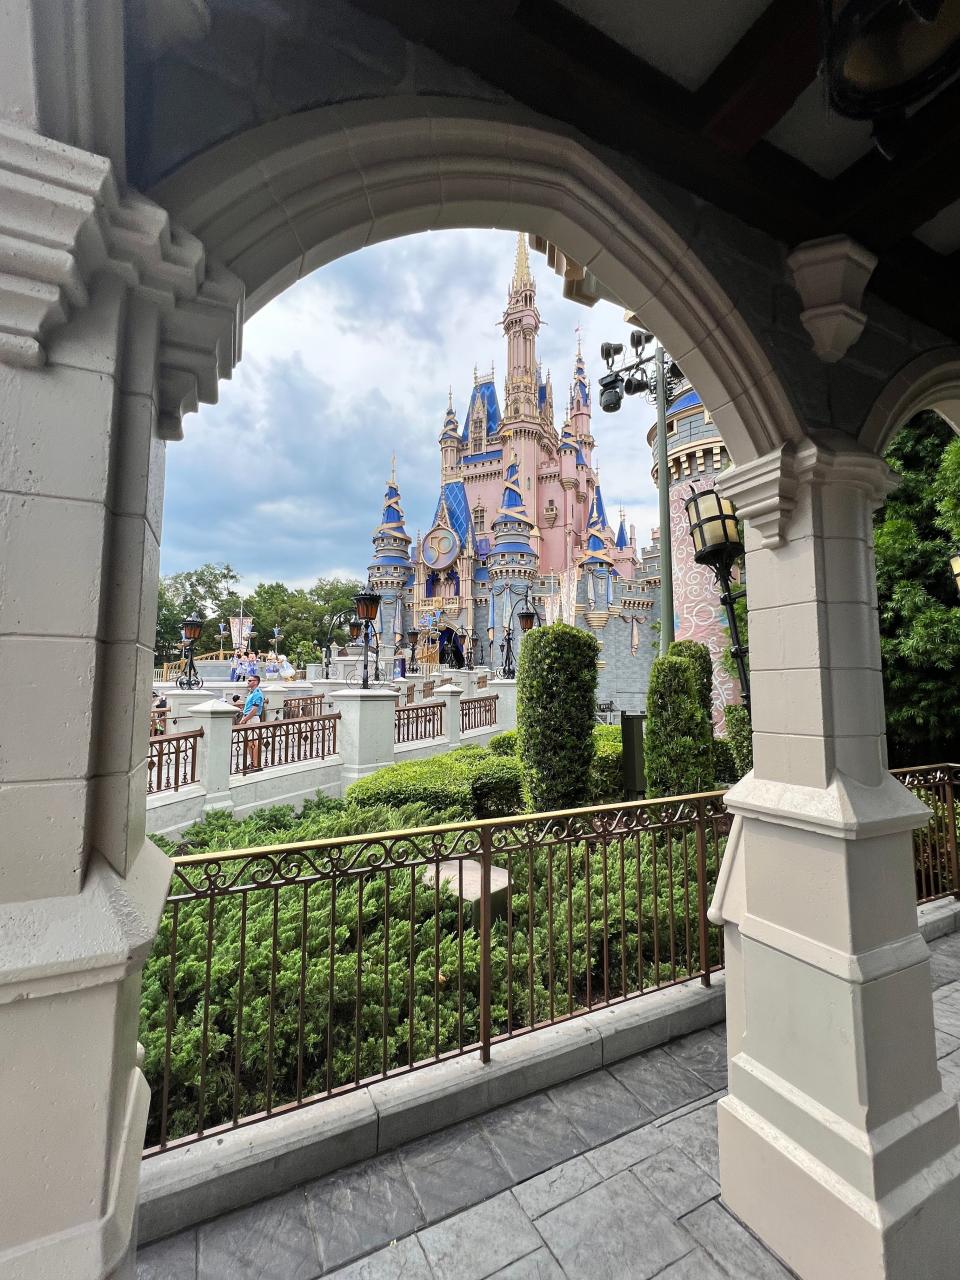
230 713 340 776
461 694 498 733
395 701 444 744
892 763 960 903
282 694 328 720
141 791 728 1154
147 729 203 795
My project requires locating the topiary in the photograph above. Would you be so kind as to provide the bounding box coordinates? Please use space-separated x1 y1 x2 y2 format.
644 655 715 798
588 724 623 802
711 737 737 785
489 729 518 756
724 703 753 777
668 640 714 726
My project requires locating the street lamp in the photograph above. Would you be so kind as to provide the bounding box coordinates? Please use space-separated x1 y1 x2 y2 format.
599 329 684 655
684 485 750 713
354 590 382 690
461 625 478 670
178 611 204 689
407 626 421 674
499 589 542 680
217 620 228 657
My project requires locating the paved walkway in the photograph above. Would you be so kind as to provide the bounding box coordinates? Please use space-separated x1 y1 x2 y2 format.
138 930 960 1280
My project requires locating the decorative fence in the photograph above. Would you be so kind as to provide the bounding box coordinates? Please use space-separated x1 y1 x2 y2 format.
892 763 960 903
147 729 203 795
282 694 328 720
141 791 729 1154
230 714 340 776
395 702 444 744
461 694 498 733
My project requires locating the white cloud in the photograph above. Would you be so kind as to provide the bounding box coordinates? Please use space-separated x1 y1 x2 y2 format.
161 229 664 583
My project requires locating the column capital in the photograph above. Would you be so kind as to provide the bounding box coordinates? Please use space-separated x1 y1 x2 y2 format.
0 122 243 434
718 433 896 548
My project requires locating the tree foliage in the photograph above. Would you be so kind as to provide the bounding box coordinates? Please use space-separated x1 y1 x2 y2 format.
723 704 752 778
644 655 714 798
516 622 599 811
875 413 960 764
668 640 713 726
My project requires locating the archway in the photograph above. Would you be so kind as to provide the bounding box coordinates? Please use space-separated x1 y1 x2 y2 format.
860 346 960 455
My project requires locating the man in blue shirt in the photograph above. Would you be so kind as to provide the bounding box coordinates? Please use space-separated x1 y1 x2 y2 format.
237 674 265 770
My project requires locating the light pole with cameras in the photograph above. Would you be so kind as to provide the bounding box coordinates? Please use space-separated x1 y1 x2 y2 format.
599 330 684 655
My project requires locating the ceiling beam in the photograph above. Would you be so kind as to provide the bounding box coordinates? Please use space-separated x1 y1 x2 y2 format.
694 0 821 157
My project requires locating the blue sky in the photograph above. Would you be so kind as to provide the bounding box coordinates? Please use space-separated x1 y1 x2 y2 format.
161 229 661 589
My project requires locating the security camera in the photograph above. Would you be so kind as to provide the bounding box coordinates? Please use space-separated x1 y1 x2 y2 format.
598 371 624 413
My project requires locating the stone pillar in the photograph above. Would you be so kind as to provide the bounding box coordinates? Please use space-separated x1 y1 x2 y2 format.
489 678 517 731
330 688 397 787
436 682 463 747
188 700 237 815
712 436 960 1280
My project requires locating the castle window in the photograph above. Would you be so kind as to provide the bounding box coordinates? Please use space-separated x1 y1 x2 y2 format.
473 506 485 531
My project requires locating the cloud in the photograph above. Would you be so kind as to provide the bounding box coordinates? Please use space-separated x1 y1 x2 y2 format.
161 229 664 583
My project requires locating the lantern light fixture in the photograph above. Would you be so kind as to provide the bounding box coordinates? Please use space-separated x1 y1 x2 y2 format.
354 589 381 622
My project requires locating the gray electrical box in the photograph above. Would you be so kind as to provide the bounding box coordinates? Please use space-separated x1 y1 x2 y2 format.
621 712 646 800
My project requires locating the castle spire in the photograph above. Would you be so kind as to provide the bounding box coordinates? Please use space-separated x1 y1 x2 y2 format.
512 231 532 291
368 463 412 588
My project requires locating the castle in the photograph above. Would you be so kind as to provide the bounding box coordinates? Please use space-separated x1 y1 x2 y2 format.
366 234 735 718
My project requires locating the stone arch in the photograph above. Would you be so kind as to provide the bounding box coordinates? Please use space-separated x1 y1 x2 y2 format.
151 97 804 467
860 346 960 455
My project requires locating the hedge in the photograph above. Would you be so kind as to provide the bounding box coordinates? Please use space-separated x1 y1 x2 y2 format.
345 747 523 819
588 724 623 803
711 737 737 786
517 622 599 811
644 655 715 798
489 729 518 757
668 640 714 726
724 703 753 777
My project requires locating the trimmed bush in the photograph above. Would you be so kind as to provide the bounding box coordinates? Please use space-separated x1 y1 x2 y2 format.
588 724 623 802
644 655 715 798
489 729 518 756
517 622 599 811
345 747 523 820
668 640 714 724
724 703 753 777
711 737 737 786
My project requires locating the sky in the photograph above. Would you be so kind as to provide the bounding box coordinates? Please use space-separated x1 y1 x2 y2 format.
160 229 662 591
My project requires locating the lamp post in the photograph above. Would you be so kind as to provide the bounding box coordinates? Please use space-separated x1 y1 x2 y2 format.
499 589 542 680
321 609 358 679
272 624 282 653
599 330 683 655
684 485 750 713
461 625 478 670
217 620 228 657
178 611 204 689
354 590 382 690
407 626 420 674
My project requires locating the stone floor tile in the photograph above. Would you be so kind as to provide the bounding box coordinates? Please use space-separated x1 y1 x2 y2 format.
662 1029 728 1090
548 1069 653 1145
935 1028 960 1058
929 951 960 990
654 1247 728 1279
632 1146 720 1218
138 1231 197 1280
937 1047 960 1100
608 1046 713 1117
535 1171 691 1280
680 1200 796 1278
931 995 960 1039
197 1189 319 1280
487 1248 565 1279
325 1235 434 1279
399 1119 512 1223
481 1091 587 1182
306 1151 424 1273
512 1155 601 1219
417 1191 541 1280
583 1122 671 1180
656 1102 721 1181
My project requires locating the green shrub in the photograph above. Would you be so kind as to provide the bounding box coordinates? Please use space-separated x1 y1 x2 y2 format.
489 729 518 756
711 737 737 785
345 747 523 820
724 703 753 777
668 640 714 724
588 724 623 802
644 655 715 798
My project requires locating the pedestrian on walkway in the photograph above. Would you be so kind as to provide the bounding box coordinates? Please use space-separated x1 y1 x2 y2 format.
236 674 265 770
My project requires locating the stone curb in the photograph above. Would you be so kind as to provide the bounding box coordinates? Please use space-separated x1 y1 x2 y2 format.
918 897 960 942
138 974 725 1244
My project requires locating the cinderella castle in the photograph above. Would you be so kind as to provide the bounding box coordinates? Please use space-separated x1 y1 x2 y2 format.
364 234 736 719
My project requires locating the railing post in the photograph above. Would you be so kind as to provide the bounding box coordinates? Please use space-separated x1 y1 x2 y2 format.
695 797 711 988
187 699 237 815
948 770 960 900
479 826 492 1064
436 682 462 747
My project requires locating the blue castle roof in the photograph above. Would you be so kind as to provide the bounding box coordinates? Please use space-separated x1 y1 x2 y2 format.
668 388 701 415
434 481 474 552
615 515 629 550
460 377 502 442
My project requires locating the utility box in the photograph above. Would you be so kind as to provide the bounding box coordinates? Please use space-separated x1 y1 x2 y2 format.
621 711 646 800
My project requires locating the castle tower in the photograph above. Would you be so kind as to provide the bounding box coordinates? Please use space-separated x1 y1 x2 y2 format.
648 380 738 725
440 387 460 480
367 459 413 603
568 337 593 468
502 234 542 507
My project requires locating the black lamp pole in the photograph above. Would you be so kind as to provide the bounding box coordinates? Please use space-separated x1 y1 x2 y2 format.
354 590 382 690
179 612 204 689
684 486 750 714
499 589 541 680
322 608 358 679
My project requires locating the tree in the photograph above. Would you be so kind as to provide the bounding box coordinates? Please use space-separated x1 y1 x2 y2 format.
668 640 713 726
155 562 240 656
644 655 714 798
516 622 599 811
874 412 960 764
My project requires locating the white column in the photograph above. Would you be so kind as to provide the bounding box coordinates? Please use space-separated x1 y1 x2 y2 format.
188 700 237 815
489 678 517 730
329 688 397 787
712 437 960 1280
436 682 463 747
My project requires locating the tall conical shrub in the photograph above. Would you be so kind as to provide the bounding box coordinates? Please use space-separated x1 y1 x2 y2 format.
644 655 715 798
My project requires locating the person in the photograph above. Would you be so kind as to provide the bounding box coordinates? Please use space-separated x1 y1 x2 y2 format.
230 649 244 681
245 650 259 678
278 653 296 680
150 690 168 735
236 673 265 770
265 650 280 678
